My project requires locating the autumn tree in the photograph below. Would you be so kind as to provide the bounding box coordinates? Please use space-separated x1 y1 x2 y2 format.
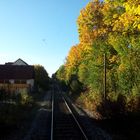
56 0 140 116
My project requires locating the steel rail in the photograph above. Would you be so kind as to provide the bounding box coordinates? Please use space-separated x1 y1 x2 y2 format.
62 96 89 140
51 89 54 140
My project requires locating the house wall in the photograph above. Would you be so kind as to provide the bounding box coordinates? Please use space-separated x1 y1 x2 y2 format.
9 79 14 84
9 79 34 88
0 83 29 93
27 79 34 88
0 79 34 93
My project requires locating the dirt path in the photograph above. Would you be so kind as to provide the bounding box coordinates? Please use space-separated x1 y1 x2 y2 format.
23 91 52 140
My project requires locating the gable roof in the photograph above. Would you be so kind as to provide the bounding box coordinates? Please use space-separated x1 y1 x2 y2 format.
0 65 34 80
5 58 28 66
13 58 28 66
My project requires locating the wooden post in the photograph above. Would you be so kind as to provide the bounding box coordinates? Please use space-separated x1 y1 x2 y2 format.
104 53 106 101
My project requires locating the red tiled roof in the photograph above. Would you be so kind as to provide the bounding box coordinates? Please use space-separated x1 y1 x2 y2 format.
0 65 34 80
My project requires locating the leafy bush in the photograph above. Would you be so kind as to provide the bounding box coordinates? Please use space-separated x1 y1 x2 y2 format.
20 90 33 105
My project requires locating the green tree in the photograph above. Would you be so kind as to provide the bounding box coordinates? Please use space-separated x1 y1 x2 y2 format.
34 65 49 90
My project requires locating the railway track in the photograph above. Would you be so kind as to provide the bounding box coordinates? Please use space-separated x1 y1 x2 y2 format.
0 83 110 140
51 89 88 140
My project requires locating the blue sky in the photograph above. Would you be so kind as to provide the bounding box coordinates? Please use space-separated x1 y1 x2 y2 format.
0 0 90 76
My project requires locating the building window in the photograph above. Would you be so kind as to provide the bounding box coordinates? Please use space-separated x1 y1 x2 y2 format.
21 80 26 84
4 80 10 84
15 80 20 84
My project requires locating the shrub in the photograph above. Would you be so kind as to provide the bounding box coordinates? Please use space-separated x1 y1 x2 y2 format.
19 90 34 105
